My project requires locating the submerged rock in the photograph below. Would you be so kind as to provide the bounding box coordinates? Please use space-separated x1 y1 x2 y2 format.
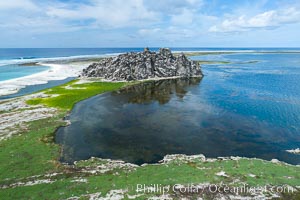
82 48 203 81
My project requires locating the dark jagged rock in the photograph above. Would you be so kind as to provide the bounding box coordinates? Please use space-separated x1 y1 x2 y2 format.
82 48 203 81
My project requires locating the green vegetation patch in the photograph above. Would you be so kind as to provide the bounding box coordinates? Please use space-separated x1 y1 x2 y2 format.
1 79 128 182
0 113 66 182
26 80 127 110
1 155 299 199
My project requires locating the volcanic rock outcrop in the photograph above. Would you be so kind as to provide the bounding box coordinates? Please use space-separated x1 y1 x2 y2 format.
82 48 203 81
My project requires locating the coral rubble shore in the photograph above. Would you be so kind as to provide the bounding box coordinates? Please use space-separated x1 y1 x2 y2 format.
82 48 203 81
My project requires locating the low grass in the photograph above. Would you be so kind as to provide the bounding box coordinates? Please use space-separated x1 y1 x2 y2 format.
0 113 66 181
1 155 299 199
26 80 127 110
1 79 128 182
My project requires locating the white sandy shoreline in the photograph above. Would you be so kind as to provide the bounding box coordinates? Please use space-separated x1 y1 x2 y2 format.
0 62 90 97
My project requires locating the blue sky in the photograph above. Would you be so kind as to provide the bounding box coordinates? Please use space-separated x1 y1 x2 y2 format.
0 0 300 47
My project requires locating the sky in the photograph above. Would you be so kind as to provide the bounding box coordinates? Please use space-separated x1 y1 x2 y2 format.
0 0 300 48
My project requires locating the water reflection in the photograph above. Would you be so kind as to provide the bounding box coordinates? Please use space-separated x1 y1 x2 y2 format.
114 78 201 104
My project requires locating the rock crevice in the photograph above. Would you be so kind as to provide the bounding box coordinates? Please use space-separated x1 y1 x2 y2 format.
82 48 203 81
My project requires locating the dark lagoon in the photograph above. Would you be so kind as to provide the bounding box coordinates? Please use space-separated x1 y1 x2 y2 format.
56 52 300 165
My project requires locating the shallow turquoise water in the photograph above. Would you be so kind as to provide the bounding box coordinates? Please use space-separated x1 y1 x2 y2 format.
0 64 49 81
56 52 300 165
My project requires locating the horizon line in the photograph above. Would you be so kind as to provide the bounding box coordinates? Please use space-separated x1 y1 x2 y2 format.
1 47 300 49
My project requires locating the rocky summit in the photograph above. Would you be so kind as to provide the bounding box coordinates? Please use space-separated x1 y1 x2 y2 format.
82 48 203 81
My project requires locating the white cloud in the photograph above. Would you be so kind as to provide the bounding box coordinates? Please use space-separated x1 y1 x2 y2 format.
210 7 300 33
1 0 299 47
0 1 83 34
144 0 203 14
0 0 206 35
0 0 37 10
0 16 82 34
46 0 158 28
171 8 196 26
138 26 198 43
138 28 161 35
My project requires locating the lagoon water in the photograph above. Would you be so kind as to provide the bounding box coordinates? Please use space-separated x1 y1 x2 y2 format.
56 52 300 165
